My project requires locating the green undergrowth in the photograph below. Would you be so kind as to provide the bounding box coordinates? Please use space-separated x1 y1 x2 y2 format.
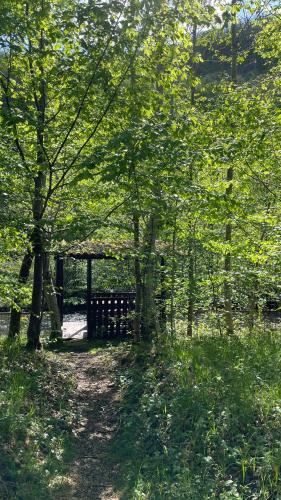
0 338 77 499
114 330 281 499
48 337 126 355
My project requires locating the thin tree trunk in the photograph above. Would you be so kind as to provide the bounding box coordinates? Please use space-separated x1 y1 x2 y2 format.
224 166 234 335
170 221 177 335
187 231 195 337
190 22 197 106
248 289 257 332
231 0 238 84
223 0 237 335
8 249 33 338
187 21 197 337
159 256 166 330
128 7 142 342
43 252 62 340
133 214 142 341
142 214 158 339
224 226 234 335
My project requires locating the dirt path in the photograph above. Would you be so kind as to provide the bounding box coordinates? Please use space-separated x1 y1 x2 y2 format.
56 347 124 500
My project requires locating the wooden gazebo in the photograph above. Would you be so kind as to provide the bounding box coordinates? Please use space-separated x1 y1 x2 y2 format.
55 241 138 340
55 240 167 340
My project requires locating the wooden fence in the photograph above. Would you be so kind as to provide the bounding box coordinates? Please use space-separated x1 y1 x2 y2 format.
88 292 136 339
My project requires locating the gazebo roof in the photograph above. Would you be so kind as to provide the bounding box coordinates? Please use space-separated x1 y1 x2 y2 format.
55 239 172 259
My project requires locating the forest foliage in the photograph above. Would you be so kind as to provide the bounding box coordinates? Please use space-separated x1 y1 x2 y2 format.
0 0 281 498
0 0 280 344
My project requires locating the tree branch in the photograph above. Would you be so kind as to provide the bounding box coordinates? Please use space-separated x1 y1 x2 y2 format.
50 0 127 167
46 57 134 202
60 198 127 254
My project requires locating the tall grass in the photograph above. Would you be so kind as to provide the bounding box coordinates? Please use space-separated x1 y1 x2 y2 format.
0 339 77 499
114 329 281 499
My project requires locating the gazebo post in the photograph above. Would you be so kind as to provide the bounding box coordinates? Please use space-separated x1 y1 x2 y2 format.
87 258 92 339
55 254 64 323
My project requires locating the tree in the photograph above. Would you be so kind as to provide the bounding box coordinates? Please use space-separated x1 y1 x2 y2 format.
0 0 144 347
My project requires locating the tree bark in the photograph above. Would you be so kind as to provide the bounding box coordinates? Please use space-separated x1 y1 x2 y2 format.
43 252 62 340
26 254 44 348
26 177 45 350
8 249 33 338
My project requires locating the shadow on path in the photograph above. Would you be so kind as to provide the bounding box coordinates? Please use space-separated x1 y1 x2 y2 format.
53 345 128 500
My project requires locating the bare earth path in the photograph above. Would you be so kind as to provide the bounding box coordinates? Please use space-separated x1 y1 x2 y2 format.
56 346 125 500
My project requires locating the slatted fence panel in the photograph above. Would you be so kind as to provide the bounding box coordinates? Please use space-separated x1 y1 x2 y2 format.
89 292 135 338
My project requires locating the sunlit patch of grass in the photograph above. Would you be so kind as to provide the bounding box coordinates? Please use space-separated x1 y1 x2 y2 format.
0 338 78 499
113 329 281 499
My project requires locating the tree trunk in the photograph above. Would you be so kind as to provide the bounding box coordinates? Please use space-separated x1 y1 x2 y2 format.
26 256 43 349
190 22 197 106
26 206 44 350
248 291 257 332
133 214 142 341
223 0 237 335
224 247 234 335
187 21 197 337
170 222 177 335
8 249 33 338
224 166 234 335
43 252 62 340
142 214 158 339
26 20 47 349
159 256 166 330
231 0 238 84
187 235 195 337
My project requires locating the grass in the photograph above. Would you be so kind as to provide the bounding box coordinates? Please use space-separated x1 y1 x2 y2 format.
0 338 78 499
2 327 281 499
113 329 281 499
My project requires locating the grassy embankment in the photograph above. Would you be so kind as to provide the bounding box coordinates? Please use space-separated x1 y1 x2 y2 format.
114 329 281 499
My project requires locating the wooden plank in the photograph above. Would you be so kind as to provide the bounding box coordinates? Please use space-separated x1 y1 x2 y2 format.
116 297 121 336
108 298 115 337
123 298 128 335
97 298 102 336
